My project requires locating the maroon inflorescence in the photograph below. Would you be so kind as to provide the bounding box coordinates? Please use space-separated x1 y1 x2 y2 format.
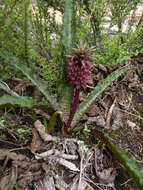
66 51 92 129
67 53 92 90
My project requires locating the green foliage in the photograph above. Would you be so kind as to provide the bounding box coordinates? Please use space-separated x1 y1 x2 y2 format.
76 0 107 45
0 1 23 55
0 51 60 111
108 0 140 30
0 0 31 80
0 117 6 140
60 0 76 118
93 0 142 66
30 0 62 93
0 132 6 140
16 127 32 139
95 22 143 66
76 10 91 44
126 24 143 53
0 116 5 128
39 53 61 94
46 111 61 132
0 0 142 82
24 0 30 64
73 124 91 140
0 94 45 109
96 35 131 66
0 63 14 81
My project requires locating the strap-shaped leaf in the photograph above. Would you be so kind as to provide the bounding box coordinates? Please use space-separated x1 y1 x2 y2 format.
0 51 60 112
93 128 143 189
62 0 75 48
0 95 41 109
60 0 76 120
72 66 130 127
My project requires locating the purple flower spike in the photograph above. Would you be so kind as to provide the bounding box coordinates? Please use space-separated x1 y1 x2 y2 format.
67 56 92 90
66 48 93 129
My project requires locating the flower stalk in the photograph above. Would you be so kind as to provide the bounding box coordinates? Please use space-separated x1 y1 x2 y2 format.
66 47 93 129
66 88 80 128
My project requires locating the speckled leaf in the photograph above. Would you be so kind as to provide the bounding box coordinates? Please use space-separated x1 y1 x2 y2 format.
60 0 76 121
62 0 75 48
0 51 60 112
0 95 43 109
93 128 143 189
72 66 130 127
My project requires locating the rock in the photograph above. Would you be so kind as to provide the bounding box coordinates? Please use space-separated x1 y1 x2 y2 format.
87 104 101 117
95 115 105 127
127 120 136 129
97 64 108 73
79 92 87 101
87 115 105 127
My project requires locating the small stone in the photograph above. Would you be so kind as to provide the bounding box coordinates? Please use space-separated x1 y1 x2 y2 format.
97 64 108 73
95 115 105 127
127 120 136 128
87 115 105 127
87 104 101 117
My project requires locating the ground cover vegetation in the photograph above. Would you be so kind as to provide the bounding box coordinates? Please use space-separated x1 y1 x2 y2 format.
0 0 143 189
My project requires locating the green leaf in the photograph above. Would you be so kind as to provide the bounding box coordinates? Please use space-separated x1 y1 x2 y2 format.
93 128 143 189
24 0 30 64
0 95 41 109
0 51 61 112
62 0 75 48
72 66 130 127
60 0 76 119
60 25 74 117
47 111 62 132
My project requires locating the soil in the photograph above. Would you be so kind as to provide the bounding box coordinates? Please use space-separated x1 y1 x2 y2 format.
0 54 143 190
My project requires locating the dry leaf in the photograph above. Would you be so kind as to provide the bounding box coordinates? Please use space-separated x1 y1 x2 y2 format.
35 149 54 160
68 176 94 190
17 171 33 189
98 168 116 184
0 149 17 160
30 129 43 153
87 115 105 127
0 167 17 190
127 120 136 129
0 175 12 190
87 104 101 117
35 149 78 160
106 99 116 129
68 175 79 190
43 176 55 190
56 158 79 172
0 149 28 161
34 120 57 142
94 147 116 185
55 175 68 190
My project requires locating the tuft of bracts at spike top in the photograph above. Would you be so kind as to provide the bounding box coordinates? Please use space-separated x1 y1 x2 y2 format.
66 50 92 130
